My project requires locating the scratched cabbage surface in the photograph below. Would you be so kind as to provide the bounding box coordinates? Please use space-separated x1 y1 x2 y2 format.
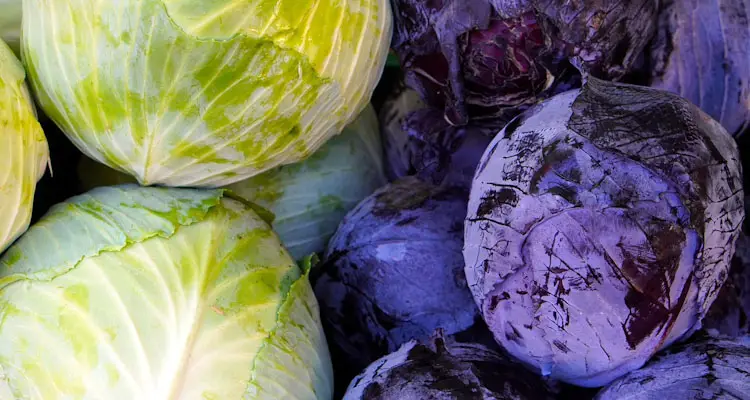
342 333 555 400
464 78 744 387
595 338 750 399
646 0 750 137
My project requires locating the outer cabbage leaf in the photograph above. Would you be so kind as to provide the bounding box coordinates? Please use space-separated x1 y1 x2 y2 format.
596 338 750 399
343 332 555 400
79 106 387 260
0 0 21 56
22 0 392 187
464 78 744 386
645 0 750 137
0 38 48 253
0 186 333 399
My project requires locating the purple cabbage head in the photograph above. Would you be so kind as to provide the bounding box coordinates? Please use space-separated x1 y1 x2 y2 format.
391 0 657 127
314 177 486 379
464 77 744 387
644 0 750 136
343 331 556 400
595 337 750 399
704 204 750 338
379 83 494 187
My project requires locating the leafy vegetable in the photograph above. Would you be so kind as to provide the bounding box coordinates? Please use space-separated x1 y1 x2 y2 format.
0 185 333 399
22 0 392 187
0 38 48 253
79 105 387 260
464 77 744 387
0 0 21 56
596 337 750 399
644 0 750 136
343 331 555 400
379 83 494 187
390 0 656 127
314 177 486 385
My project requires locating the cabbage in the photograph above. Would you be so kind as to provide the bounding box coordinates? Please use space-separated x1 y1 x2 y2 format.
343 332 555 400
391 0 656 127
79 105 387 260
22 0 392 187
645 0 750 137
0 185 333 399
0 0 21 56
596 337 750 399
314 177 486 386
464 77 744 387
0 38 48 253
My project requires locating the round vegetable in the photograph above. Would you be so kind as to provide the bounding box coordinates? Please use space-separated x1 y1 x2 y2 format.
0 0 21 55
645 0 750 136
464 77 744 387
22 0 392 187
596 337 750 399
314 177 484 377
0 38 48 253
79 105 387 260
0 186 333 399
343 332 555 400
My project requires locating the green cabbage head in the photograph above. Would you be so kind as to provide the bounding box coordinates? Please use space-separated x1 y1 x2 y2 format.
0 186 333 399
0 0 21 56
22 0 393 187
0 38 48 253
79 105 387 260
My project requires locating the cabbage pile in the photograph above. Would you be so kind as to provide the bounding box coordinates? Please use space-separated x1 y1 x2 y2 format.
3 0 750 399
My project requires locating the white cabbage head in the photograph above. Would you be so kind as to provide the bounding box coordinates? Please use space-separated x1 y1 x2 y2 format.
22 0 392 187
0 186 333 399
